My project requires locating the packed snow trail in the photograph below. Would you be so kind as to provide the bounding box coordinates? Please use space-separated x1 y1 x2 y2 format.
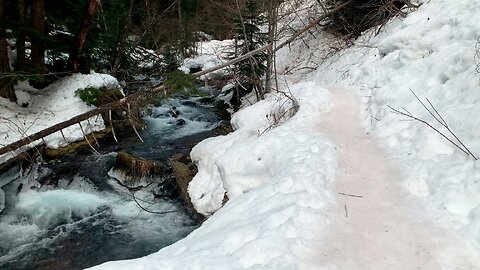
313 88 479 269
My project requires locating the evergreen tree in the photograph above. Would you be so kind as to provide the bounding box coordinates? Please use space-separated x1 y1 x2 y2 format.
230 0 267 100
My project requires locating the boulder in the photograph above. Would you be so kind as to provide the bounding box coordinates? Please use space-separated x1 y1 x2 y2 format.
108 151 163 188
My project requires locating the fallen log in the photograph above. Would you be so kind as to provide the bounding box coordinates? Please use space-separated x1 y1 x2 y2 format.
0 2 352 157
0 85 166 156
192 0 352 77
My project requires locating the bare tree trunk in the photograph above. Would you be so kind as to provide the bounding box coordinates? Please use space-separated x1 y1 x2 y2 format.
265 0 279 94
68 0 101 72
194 0 353 77
15 0 26 71
30 0 45 73
0 0 16 103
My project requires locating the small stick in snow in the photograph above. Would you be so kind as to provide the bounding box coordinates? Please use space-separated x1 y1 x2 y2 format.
127 103 144 143
339 192 363 198
389 89 477 160
59 129 68 144
108 110 118 143
86 119 100 147
344 204 348 218
78 122 100 155
370 116 380 122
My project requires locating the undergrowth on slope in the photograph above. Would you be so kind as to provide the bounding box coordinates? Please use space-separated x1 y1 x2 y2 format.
321 0 419 38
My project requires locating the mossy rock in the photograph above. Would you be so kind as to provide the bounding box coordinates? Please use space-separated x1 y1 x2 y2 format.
214 121 233 136
76 87 124 107
44 127 112 159
109 151 163 188
168 156 205 221
169 159 193 205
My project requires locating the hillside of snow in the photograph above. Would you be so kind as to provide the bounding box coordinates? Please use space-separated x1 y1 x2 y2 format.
0 73 120 163
91 0 480 269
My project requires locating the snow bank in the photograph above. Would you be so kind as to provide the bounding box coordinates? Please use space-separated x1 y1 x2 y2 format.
179 40 234 79
189 82 333 215
0 73 120 163
90 82 337 269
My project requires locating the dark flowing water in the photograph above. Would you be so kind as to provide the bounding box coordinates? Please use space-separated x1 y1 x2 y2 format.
0 90 224 270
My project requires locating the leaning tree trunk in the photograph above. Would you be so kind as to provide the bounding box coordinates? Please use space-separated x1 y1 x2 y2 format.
68 0 101 73
0 0 16 102
30 0 45 73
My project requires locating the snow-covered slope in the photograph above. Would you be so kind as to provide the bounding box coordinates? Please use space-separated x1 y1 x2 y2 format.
0 73 120 163
309 0 480 250
91 0 480 269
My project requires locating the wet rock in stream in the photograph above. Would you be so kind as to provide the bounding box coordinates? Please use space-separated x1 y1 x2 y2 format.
108 151 164 188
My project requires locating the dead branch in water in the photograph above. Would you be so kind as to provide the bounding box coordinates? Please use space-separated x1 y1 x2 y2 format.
131 191 177 215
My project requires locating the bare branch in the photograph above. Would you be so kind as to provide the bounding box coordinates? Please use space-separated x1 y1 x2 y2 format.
389 105 474 159
131 191 177 215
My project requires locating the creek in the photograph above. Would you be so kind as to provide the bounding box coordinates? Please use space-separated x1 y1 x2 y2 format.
0 87 227 270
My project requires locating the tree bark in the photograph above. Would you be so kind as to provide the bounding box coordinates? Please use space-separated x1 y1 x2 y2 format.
0 0 17 103
68 0 101 72
15 0 26 71
265 0 279 94
30 0 45 73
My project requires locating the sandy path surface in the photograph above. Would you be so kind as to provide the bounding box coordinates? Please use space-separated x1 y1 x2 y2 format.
312 88 478 270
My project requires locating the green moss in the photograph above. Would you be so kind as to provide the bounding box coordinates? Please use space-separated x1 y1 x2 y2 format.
75 87 103 106
75 87 124 107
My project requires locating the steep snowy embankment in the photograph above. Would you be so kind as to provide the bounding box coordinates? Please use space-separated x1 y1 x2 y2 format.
0 73 120 163
91 0 480 269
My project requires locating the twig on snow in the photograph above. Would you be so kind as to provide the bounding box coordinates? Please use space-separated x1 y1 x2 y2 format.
389 89 477 160
339 192 363 198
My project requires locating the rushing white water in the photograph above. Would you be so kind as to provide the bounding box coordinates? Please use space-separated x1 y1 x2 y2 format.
0 93 224 269
144 97 220 140
0 173 197 270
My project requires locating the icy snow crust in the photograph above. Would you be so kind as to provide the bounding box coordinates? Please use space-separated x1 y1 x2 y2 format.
0 73 120 163
92 0 480 268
